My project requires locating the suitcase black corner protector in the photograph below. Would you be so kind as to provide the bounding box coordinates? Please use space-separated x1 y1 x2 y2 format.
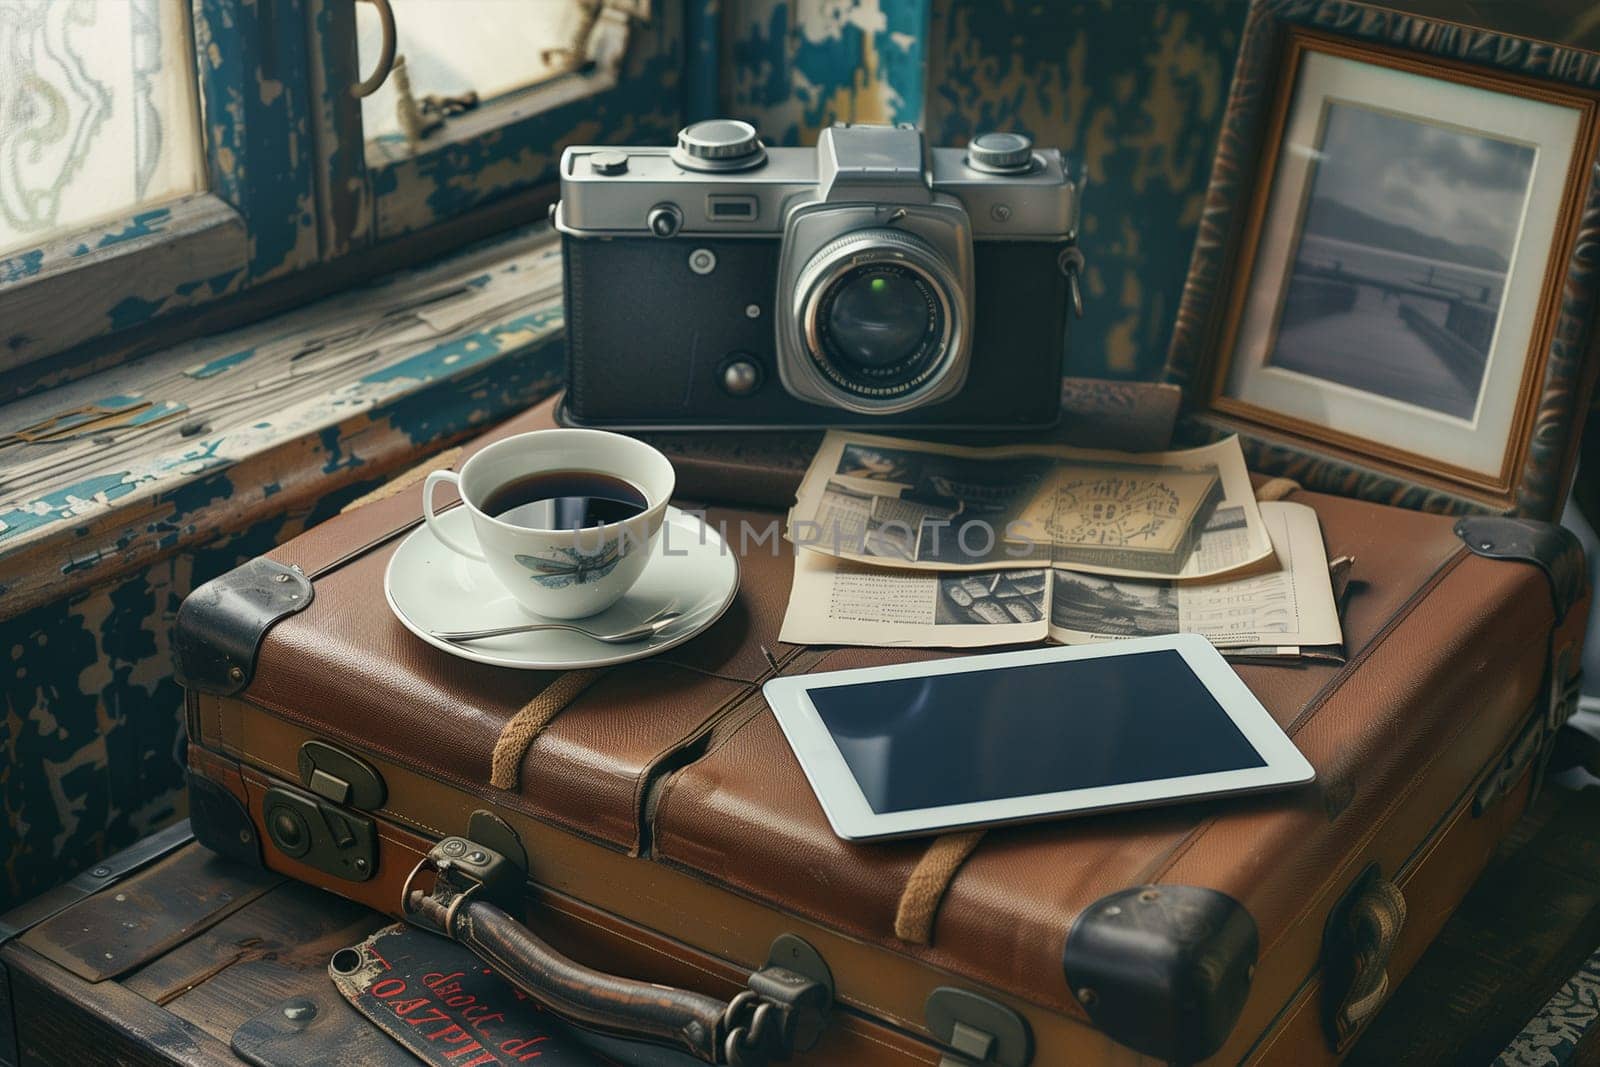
174 558 313 694
186 770 264 869
1454 516 1587 622
1062 884 1257 1063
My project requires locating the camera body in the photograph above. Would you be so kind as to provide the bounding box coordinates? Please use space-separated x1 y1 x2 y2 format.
556 121 1082 429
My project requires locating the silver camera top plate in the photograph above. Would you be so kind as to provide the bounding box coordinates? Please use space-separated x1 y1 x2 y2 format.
556 125 1078 241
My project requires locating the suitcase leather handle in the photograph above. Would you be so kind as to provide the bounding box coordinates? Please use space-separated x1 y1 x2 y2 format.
404 840 829 1066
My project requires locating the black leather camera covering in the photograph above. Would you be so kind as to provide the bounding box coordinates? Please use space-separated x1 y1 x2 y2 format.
562 234 1072 427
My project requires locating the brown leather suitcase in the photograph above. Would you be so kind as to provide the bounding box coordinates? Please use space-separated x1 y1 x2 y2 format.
177 394 1590 1066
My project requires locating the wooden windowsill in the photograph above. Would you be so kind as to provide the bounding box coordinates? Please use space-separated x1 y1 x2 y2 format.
0 226 565 619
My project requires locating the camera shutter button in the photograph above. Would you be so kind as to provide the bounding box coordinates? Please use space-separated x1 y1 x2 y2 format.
647 203 683 238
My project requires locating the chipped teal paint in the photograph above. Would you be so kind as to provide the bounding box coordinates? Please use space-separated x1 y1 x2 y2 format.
185 347 257 379
876 0 927 127
174 264 243 300
17 395 145 438
194 0 319 279
207 268 242 295
0 249 43 283
97 394 145 409
0 436 232 547
0 504 324 911
687 0 722 121
0 474 141 544
107 295 169 331
0 356 566 910
927 0 1248 379
729 0 928 146
306 0 368 256
90 208 173 251
5 395 167 442
357 308 564 385
317 424 366 475
126 401 189 426
380 332 565 449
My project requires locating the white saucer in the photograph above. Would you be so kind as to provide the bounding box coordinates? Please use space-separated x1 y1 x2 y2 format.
385 505 739 669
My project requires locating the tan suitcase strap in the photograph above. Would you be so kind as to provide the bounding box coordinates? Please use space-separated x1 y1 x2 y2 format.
490 669 606 790
1255 476 1302 501
893 829 987 945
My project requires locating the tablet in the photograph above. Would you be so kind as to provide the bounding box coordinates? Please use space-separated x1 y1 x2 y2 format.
762 634 1314 840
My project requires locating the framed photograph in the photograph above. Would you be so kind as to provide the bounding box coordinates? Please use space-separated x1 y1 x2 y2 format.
1165 0 1600 519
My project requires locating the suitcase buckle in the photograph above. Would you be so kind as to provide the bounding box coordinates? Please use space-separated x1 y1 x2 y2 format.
401 837 522 935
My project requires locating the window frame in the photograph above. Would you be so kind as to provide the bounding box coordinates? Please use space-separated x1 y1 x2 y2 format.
328 0 682 244
0 0 682 386
0 0 322 382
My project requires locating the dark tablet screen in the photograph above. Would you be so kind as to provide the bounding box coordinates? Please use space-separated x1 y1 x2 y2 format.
805 650 1267 814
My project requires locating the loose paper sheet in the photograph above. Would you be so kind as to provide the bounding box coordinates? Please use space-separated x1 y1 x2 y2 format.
779 502 1341 656
786 431 1272 581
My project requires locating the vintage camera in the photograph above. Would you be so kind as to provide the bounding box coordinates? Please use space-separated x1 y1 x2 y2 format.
554 120 1083 429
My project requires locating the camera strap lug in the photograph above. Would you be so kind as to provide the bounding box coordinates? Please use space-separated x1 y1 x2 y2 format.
1058 247 1086 319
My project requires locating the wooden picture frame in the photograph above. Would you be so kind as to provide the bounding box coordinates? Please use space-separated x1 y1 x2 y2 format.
1164 0 1600 520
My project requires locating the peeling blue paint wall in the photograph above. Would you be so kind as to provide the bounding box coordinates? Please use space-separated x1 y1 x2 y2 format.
928 0 1248 380
3 512 309 903
727 0 929 143
727 0 1248 380
0 325 565 909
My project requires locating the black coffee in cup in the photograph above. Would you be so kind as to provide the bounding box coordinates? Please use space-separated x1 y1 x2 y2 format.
481 470 647 530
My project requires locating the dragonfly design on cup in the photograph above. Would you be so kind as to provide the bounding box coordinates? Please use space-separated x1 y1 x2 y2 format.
514 543 624 588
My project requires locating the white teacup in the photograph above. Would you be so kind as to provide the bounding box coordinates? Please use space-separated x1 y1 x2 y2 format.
422 429 676 619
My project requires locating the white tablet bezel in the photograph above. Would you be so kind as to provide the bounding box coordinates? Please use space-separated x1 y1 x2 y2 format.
762 634 1315 841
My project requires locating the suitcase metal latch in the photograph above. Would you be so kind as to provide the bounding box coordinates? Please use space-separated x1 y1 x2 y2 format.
297 741 385 810
402 837 523 932
925 987 1032 1067
1475 647 1583 815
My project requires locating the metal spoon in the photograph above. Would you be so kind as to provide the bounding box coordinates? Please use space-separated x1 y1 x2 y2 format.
430 609 682 644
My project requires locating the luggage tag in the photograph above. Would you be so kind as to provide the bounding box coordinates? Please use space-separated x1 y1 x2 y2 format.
330 923 630 1066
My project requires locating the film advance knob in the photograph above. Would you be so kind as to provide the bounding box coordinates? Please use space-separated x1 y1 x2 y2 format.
672 119 767 171
967 131 1034 173
589 149 628 175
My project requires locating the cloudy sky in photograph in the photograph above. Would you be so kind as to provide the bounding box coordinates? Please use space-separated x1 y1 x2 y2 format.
1299 102 1535 261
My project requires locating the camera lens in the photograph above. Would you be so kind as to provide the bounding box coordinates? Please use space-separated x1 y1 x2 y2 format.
794 229 963 409
822 266 938 370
